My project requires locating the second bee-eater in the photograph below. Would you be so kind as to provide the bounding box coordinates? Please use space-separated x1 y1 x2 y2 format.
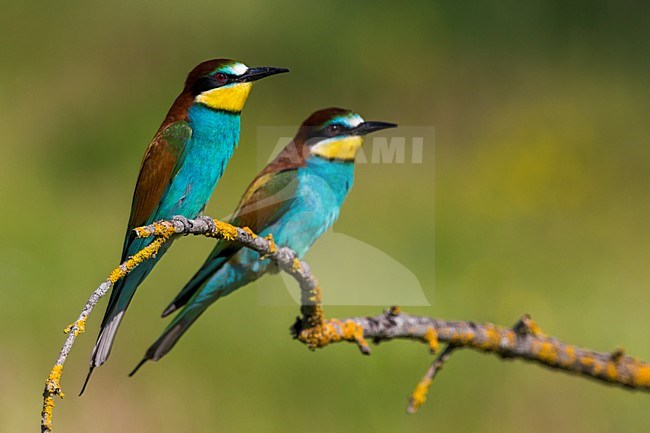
131 107 397 373
84 59 288 390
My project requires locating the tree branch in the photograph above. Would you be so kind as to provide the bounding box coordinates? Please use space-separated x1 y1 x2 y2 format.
41 216 319 433
407 343 459 414
293 308 650 405
41 216 650 432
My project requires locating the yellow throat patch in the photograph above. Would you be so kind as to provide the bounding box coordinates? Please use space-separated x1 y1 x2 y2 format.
311 136 364 161
196 82 253 112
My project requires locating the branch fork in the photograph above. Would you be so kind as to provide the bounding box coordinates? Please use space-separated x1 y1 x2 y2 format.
41 216 650 433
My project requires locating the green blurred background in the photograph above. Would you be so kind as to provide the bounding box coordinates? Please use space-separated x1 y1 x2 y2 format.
1 1 649 432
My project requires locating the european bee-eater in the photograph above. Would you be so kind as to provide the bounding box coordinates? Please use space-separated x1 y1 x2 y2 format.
130 108 397 373
84 59 288 389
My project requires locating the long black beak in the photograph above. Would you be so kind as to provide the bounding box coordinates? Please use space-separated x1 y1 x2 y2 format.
237 66 289 83
352 121 398 136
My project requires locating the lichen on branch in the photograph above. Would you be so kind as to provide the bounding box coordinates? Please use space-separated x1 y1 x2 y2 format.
41 216 650 433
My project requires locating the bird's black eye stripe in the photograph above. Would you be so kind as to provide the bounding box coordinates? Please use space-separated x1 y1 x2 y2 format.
191 76 215 96
191 74 235 96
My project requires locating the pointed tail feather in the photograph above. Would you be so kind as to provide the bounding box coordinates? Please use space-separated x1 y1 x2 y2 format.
131 300 216 375
80 310 126 395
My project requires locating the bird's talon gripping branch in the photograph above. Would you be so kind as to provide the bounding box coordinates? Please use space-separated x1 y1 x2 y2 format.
43 216 650 433
172 215 192 232
197 216 216 235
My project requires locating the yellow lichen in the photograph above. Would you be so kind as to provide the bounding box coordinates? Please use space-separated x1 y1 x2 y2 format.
76 318 86 335
526 318 544 337
42 365 65 430
476 326 501 351
108 236 170 283
63 318 86 337
265 233 277 253
133 226 151 238
389 306 401 315
108 266 127 284
214 220 238 240
292 258 302 272
242 226 258 238
453 330 475 346
423 327 439 353
409 377 432 413
561 345 577 367
63 322 74 334
134 221 176 239
538 341 558 364
42 396 55 431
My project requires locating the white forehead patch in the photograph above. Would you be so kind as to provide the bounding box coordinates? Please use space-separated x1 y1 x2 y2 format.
223 62 248 76
344 114 364 127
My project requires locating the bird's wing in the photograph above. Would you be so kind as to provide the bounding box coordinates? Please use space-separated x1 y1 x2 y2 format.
160 168 300 316
80 121 193 391
122 120 192 258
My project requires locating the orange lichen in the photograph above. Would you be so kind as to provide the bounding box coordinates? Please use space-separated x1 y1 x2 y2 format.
580 355 596 368
242 226 258 238
592 360 603 376
423 328 439 353
389 306 401 315
409 377 432 413
633 363 650 387
298 318 368 352
605 361 618 381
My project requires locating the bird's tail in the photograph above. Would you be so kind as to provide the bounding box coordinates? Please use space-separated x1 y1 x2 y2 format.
130 297 217 376
81 263 152 394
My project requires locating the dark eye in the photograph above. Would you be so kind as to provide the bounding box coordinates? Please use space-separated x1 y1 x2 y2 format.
327 124 341 134
214 73 228 84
